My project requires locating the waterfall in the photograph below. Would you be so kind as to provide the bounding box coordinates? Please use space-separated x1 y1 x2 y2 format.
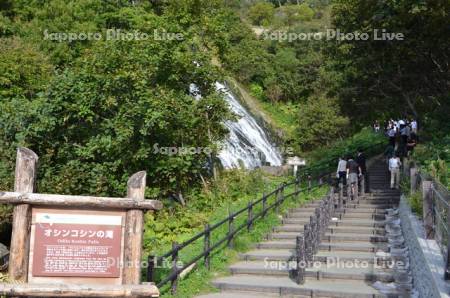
215 82 283 169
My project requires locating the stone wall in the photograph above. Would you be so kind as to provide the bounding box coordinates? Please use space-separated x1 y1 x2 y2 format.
399 195 450 298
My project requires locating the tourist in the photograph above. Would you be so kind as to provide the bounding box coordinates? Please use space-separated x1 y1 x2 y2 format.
356 149 369 192
336 156 347 186
387 126 396 147
406 135 417 156
399 124 409 157
346 156 361 199
411 119 418 134
373 120 380 132
389 155 402 189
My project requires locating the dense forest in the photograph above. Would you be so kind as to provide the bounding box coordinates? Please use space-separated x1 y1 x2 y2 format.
1 0 448 195
0 0 449 295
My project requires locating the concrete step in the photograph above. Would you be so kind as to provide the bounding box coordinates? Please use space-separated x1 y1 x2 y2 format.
257 241 296 250
334 208 387 214
314 250 378 263
211 275 389 297
338 213 386 220
319 241 389 252
323 233 388 242
240 249 293 261
280 219 387 230
229 261 394 282
257 240 388 252
329 219 387 227
327 226 385 235
273 225 384 233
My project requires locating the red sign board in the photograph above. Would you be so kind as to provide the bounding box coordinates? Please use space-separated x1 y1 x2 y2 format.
32 213 122 278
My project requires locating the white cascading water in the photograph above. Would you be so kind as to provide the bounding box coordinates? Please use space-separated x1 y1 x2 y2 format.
190 82 283 169
215 82 283 169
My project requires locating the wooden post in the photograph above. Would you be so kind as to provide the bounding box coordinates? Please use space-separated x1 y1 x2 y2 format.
204 224 210 270
170 242 178 294
247 201 253 231
410 167 417 193
295 235 305 285
123 171 146 284
9 147 38 282
308 175 312 192
422 180 434 239
228 210 234 248
294 178 299 200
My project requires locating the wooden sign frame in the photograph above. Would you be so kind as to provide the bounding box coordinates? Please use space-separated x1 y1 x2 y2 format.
0 147 162 297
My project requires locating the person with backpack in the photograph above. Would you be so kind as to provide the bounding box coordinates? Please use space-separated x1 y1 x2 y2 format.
336 156 347 187
356 149 369 193
346 156 362 199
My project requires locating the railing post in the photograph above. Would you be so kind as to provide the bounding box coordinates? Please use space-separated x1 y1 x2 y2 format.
360 174 365 195
422 180 434 239
274 189 279 214
410 167 417 193
308 175 312 192
295 178 300 200
295 235 305 284
338 183 343 209
262 193 267 218
228 210 234 248
204 224 211 270
304 224 312 262
147 255 156 282
247 201 253 231
171 242 179 294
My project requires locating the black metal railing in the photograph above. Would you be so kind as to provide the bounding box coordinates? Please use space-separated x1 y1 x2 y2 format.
149 138 387 293
409 166 450 279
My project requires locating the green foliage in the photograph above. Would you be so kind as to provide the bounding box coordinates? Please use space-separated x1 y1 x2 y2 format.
143 169 277 252
296 97 349 151
248 2 275 26
249 83 265 101
328 0 450 124
281 4 315 27
302 128 386 175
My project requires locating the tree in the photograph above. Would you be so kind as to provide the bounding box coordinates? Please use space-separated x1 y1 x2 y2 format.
328 0 450 125
282 4 314 27
248 2 275 26
296 96 349 150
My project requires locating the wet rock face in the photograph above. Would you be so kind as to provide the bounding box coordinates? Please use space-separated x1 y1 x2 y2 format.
0 242 9 271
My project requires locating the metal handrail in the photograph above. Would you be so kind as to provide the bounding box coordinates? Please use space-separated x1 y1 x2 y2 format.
150 138 387 293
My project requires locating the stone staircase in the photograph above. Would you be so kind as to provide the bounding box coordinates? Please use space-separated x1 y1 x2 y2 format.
198 159 411 298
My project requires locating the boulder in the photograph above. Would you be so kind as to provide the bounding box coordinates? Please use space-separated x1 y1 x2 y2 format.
0 242 9 271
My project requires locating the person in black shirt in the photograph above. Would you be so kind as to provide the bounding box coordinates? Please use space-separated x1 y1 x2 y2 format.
356 149 369 193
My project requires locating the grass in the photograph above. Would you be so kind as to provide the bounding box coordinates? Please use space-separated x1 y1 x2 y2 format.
155 185 327 298
259 101 298 139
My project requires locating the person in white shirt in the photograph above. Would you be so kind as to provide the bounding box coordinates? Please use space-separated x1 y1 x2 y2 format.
389 155 402 189
411 119 418 134
336 156 347 186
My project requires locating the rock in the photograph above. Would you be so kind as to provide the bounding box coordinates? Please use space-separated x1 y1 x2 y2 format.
0 242 9 271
